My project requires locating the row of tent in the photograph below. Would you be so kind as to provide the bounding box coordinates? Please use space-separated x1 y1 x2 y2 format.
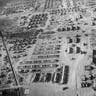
32 65 69 84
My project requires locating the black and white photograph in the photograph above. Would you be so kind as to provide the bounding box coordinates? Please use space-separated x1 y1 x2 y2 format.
0 0 96 96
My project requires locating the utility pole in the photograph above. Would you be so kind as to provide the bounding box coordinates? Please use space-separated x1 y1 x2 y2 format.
0 31 21 96
75 71 79 96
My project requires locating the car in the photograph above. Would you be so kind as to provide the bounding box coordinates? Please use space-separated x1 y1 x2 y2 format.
81 82 91 88
66 27 71 31
81 75 88 81
81 51 87 54
85 65 94 71
23 54 27 57
62 28 66 31
81 82 85 88
84 23 88 25
62 87 69 91
71 26 76 31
